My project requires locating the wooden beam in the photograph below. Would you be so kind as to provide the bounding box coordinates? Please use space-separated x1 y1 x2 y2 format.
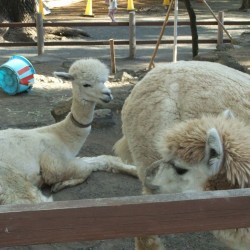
0 189 250 247
0 21 249 28
36 13 45 55
109 39 116 74
129 11 136 59
0 39 231 48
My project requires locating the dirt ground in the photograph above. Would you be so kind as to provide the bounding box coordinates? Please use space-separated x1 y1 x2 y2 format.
0 70 227 250
1 35 249 249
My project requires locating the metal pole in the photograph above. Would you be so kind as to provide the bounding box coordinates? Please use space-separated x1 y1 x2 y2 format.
38 0 44 18
173 0 178 62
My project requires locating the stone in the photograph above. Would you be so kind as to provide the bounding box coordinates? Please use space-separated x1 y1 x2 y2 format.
92 109 115 128
51 97 72 122
114 70 135 82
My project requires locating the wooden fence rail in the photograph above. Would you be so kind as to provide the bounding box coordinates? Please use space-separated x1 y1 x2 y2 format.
0 17 249 55
0 188 250 247
0 21 249 28
0 39 230 47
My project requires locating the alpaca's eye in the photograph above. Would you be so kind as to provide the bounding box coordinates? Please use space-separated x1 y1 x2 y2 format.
174 166 188 175
169 161 188 175
83 84 91 87
210 148 218 158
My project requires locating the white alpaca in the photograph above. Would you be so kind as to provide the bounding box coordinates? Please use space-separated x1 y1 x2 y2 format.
0 58 136 205
143 112 250 250
114 61 250 250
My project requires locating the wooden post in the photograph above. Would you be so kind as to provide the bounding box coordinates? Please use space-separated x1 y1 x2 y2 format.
36 13 44 55
129 11 136 59
217 11 224 46
109 39 116 74
201 0 233 43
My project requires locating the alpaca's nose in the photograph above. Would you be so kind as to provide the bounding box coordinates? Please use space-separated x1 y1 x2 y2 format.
145 159 163 179
104 91 113 100
101 92 113 103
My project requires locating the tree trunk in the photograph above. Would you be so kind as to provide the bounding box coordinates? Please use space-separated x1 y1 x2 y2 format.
239 0 250 10
0 0 36 22
0 0 90 42
0 0 36 42
183 0 198 58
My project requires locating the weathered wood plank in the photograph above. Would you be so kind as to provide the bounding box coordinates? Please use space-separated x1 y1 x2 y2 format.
0 189 250 247
1 21 249 28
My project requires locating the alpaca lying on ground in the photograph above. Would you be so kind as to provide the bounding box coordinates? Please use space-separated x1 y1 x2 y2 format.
114 61 250 250
0 58 136 205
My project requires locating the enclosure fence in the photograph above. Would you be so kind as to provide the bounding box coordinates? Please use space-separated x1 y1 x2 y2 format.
0 188 250 247
0 11 249 58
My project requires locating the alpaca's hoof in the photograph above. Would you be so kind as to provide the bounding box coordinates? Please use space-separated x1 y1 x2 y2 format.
51 178 87 193
51 182 64 193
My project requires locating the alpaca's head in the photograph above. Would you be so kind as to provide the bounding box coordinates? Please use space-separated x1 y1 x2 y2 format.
143 111 250 194
54 58 113 104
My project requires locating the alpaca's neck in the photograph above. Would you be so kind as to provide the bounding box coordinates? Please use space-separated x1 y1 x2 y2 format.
71 98 95 126
42 98 96 156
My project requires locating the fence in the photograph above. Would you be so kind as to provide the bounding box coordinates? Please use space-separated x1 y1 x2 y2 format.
0 12 249 58
0 188 250 247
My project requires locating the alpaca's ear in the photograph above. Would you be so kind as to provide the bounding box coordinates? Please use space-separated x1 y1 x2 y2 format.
222 109 234 119
53 72 74 81
205 128 223 175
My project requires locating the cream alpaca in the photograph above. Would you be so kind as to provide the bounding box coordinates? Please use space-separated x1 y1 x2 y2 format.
0 58 136 205
114 61 250 250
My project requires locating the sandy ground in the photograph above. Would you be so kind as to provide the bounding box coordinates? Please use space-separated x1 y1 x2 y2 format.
0 68 229 250
1 52 247 250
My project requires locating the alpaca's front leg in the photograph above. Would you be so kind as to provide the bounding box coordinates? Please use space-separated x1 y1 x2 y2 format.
88 155 138 177
51 155 138 192
41 154 138 192
40 154 92 192
51 178 89 192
